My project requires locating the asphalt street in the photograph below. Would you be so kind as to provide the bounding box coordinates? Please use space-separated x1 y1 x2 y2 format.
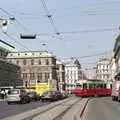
82 97 120 120
0 100 50 119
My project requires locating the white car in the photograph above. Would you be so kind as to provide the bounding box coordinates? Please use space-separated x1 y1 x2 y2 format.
7 89 30 104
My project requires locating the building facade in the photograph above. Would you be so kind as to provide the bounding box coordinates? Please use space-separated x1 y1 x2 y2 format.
96 58 111 81
56 60 65 92
0 60 22 87
113 34 120 77
109 57 116 81
0 40 22 87
6 51 57 87
63 59 82 94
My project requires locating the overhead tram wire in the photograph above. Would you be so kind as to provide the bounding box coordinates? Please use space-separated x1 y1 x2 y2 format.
61 51 112 60
40 0 60 34
78 51 112 59
0 7 29 32
3 32 31 51
89 0 120 6
38 1 120 14
0 7 32 50
40 0 73 56
36 27 118 36
59 27 118 35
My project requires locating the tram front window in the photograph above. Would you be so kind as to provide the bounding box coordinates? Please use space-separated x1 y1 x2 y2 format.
76 83 82 88
83 83 87 89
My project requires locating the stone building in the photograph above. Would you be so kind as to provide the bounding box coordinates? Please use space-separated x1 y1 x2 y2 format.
109 57 116 81
95 57 111 81
0 60 22 87
113 34 120 77
63 59 82 94
0 40 23 87
56 60 65 92
6 51 57 87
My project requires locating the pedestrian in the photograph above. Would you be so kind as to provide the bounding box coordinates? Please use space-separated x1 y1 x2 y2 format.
1 90 5 99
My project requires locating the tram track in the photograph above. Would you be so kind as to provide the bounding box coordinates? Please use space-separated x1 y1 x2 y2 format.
23 97 81 120
59 98 90 120
53 98 81 120
2 97 91 120
2 97 78 120
31 97 81 120
32 97 90 120
80 98 90 118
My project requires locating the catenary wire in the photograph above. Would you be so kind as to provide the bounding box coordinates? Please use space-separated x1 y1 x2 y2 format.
3 32 31 51
0 7 29 32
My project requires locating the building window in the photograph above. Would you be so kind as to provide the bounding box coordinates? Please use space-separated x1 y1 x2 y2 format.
45 73 49 79
30 73 35 79
23 59 26 65
31 59 34 65
46 59 49 65
38 59 41 65
37 73 42 79
23 73 27 79
16 60 19 65
9 60 12 63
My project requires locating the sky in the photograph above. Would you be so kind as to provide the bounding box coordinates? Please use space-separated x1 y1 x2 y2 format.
0 0 120 70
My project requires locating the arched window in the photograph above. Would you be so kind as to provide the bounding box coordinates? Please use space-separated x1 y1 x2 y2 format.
31 59 34 65
37 73 42 79
23 59 26 65
16 60 19 65
46 59 49 65
38 59 41 65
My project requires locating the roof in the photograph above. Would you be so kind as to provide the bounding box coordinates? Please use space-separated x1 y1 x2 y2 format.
6 51 56 58
114 69 120 78
56 59 64 65
62 58 80 64
113 34 120 52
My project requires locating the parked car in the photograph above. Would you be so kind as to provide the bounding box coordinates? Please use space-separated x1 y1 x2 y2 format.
56 91 63 100
7 89 31 104
27 91 40 101
41 91 61 102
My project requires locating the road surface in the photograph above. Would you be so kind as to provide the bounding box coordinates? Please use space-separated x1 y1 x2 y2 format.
0 101 50 119
82 97 120 120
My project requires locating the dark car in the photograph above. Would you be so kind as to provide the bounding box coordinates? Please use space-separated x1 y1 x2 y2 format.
27 91 40 101
55 91 63 100
41 91 61 102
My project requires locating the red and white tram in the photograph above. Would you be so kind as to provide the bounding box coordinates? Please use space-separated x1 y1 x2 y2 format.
73 79 112 97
